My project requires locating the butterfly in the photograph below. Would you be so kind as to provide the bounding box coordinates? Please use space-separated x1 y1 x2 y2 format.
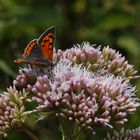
14 26 55 66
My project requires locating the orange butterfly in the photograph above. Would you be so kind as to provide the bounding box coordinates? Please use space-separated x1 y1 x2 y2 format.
14 26 55 66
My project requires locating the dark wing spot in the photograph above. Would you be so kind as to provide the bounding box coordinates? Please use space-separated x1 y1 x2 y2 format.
48 35 53 38
44 39 49 43
49 42 53 45
42 45 45 47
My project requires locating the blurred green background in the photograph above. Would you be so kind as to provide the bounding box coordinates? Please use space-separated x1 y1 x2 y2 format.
0 0 140 139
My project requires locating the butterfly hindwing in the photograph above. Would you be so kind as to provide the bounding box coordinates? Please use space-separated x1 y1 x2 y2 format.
37 26 55 61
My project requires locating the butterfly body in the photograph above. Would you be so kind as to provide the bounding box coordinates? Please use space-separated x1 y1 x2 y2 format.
15 26 55 66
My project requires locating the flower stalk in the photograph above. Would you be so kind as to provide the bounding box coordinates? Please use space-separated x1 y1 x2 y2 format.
20 123 39 140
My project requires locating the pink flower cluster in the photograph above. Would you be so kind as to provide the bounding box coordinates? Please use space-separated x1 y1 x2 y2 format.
0 87 31 137
105 127 140 140
0 42 137 138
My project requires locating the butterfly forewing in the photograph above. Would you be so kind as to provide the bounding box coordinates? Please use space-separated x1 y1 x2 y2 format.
14 39 38 63
37 26 55 61
23 39 38 58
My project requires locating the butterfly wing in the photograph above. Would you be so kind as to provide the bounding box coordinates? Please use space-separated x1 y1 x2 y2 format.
15 39 42 64
15 26 55 66
23 39 38 58
37 26 55 61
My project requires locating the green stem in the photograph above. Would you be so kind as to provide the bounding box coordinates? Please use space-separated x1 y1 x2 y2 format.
62 133 65 140
59 118 81 140
21 124 39 140
72 123 80 139
59 122 66 140
24 129 39 140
